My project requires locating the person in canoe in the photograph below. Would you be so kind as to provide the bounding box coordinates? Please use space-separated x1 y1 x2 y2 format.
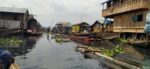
0 49 19 69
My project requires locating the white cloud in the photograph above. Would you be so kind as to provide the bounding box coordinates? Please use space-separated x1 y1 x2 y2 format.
0 0 106 27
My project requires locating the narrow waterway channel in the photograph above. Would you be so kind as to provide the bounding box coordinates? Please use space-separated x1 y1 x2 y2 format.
0 34 150 69
13 34 106 69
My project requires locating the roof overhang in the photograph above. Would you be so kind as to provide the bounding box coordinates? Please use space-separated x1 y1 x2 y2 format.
101 0 112 5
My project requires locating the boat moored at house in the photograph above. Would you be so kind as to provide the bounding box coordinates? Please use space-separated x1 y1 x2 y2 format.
26 15 42 35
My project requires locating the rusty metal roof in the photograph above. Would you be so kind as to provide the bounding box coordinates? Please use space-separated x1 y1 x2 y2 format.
73 22 89 26
101 0 112 4
56 22 72 27
0 7 28 14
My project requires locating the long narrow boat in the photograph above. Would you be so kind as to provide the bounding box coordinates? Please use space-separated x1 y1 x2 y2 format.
25 30 42 35
70 35 94 44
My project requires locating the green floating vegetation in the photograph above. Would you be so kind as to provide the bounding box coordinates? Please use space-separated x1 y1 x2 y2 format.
114 38 128 44
0 37 23 46
81 45 125 57
54 35 70 43
102 45 125 57
102 49 114 57
55 37 62 43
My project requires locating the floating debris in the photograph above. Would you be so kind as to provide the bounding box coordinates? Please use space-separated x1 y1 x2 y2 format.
76 46 140 69
54 34 71 43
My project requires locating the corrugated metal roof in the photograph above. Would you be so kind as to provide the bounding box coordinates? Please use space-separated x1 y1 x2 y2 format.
97 20 105 24
0 7 28 14
73 22 89 26
101 0 112 4
56 22 72 27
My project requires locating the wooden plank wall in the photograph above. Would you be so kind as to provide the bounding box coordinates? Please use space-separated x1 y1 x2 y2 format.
113 10 148 33
102 0 148 17
0 12 29 30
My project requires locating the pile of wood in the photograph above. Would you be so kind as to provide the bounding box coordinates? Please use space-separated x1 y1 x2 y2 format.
76 46 141 69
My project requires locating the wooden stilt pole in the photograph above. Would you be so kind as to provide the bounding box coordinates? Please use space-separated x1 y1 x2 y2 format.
123 33 126 39
146 34 149 46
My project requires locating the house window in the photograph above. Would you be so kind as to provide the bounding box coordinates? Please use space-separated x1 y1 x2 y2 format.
137 14 143 22
14 14 18 20
121 0 124 3
132 14 143 23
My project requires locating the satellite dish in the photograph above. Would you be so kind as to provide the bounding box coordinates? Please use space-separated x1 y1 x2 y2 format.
144 11 150 35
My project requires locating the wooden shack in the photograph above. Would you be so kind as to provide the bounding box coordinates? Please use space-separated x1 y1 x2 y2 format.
0 7 29 30
90 21 104 33
53 22 71 34
72 22 89 33
102 0 150 39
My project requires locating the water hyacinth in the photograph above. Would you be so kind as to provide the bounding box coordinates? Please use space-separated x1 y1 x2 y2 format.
102 49 114 57
101 45 124 57
0 37 23 46
114 38 128 44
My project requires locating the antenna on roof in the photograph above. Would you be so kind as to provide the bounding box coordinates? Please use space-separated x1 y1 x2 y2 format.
12 5 15 8
29 7 33 14
81 17 83 22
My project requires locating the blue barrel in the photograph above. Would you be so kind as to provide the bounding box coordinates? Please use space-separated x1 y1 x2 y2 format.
0 49 13 69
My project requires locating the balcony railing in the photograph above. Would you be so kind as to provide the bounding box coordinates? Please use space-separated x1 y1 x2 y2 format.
0 19 20 29
102 0 148 17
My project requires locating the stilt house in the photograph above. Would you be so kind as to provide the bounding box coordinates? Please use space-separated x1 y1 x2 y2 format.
0 7 29 30
72 22 89 33
90 21 104 33
102 0 150 39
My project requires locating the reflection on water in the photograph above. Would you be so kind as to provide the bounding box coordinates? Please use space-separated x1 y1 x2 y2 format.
0 35 42 57
131 47 150 69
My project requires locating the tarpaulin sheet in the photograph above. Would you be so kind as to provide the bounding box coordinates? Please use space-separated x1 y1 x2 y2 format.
104 18 113 25
144 11 150 35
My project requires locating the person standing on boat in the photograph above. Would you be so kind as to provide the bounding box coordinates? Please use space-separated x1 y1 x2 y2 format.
47 26 51 33
0 49 14 69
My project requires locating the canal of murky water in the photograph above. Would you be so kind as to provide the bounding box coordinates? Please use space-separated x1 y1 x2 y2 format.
0 34 150 69
5 34 106 69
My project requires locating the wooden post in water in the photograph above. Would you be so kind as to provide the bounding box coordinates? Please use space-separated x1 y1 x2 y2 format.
146 34 149 46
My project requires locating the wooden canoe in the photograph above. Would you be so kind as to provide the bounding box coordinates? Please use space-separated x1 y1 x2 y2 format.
10 63 20 69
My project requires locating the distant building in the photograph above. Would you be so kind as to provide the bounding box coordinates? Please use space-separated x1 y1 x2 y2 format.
0 7 29 30
90 21 104 33
72 22 89 33
52 22 71 34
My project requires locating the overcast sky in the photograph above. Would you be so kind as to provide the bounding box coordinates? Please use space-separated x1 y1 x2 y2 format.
0 0 106 27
